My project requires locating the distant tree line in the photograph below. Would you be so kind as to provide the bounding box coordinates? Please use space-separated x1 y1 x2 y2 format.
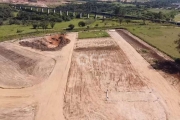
16 11 73 22
56 2 115 13
114 5 176 22
0 4 14 25
135 0 180 8
0 4 13 20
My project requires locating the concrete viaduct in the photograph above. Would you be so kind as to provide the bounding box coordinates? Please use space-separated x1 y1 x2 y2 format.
9 4 145 21
9 4 112 19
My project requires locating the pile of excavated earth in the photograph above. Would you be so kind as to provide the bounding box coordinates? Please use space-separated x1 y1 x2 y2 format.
19 34 70 51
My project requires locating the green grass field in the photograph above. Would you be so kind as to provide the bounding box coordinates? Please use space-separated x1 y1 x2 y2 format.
78 30 110 39
126 25 180 59
0 18 180 59
0 18 122 41
148 8 174 14
175 14 180 22
0 19 83 41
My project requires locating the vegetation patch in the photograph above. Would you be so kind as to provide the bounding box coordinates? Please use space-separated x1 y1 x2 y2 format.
126 25 180 59
78 30 110 39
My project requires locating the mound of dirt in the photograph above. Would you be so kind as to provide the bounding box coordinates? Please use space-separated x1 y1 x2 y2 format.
19 34 70 51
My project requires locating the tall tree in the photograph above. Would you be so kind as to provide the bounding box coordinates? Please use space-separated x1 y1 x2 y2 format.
119 17 123 24
50 21 56 29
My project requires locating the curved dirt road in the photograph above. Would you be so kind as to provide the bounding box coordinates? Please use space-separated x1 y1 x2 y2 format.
0 33 77 120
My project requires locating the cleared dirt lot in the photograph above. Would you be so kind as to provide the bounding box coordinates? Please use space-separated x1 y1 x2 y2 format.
0 105 36 120
0 31 180 120
64 37 167 119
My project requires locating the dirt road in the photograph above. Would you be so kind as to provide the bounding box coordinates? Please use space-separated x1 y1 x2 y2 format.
109 30 180 119
0 33 77 120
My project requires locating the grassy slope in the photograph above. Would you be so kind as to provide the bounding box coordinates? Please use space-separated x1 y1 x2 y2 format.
78 30 110 39
0 19 83 41
126 25 180 59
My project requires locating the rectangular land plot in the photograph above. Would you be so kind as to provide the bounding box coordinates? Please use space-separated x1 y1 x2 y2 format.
64 37 166 120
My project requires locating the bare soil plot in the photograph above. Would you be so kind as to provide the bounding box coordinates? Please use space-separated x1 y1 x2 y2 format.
0 105 36 120
64 38 166 120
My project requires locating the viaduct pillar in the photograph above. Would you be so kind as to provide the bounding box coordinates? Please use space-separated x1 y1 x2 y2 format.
73 12 75 17
41 8 44 13
103 15 105 20
95 14 97 19
59 10 62 16
80 13 82 18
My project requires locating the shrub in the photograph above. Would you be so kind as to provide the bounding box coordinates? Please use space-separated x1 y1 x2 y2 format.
78 21 86 27
95 24 98 27
68 24 75 30
17 29 23 33
32 22 38 29
125 19 131 24
0 19 3 25
50 21 56 29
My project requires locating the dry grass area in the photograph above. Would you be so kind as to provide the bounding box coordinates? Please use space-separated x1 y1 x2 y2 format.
63 37 166 119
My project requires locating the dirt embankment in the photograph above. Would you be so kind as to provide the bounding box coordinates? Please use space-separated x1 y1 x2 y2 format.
0 42 55 89
116 29 180 92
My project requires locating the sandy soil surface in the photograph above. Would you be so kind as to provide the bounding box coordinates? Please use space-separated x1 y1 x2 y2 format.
0 105 36 120
109 30 180 119
64 37 166 119
0 33 77 120
0 31 180 120
0 42 55 89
